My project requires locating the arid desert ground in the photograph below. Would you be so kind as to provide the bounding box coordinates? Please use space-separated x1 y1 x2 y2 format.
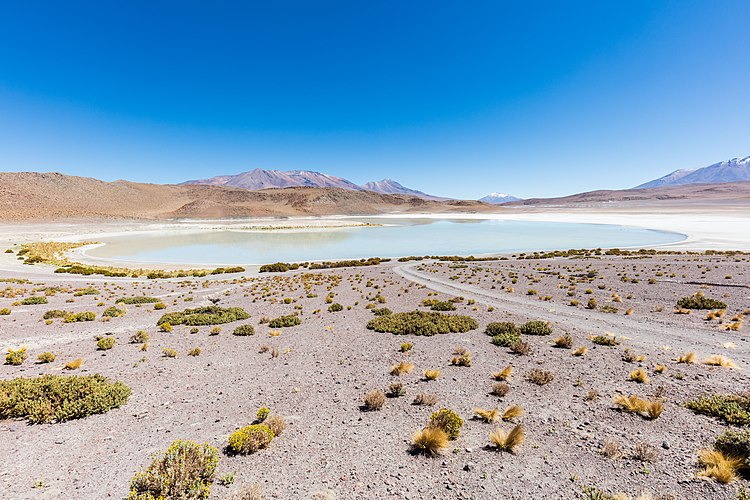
1 232 749 499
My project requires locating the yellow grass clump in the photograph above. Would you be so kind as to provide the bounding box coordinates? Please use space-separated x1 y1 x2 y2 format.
654 364 667 374
502 404 523 421
491 366 513 381
697 449 744 484
572 346 588 357
702 355 738 369
390 361 415 376
473 407 500 423
676 352 696 364
64 358 84 370
489 425 525 453
411 427 449 457
613 395 664 420
423 369 441 380
629 368 650 384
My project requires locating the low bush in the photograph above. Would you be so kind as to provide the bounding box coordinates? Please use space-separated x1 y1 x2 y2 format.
714 429 750 467
677 292 727 310
233 324 256 336
485 322 518 336
102 306 125 318
157 306 250 327
685 394 750 425
428 408 464 440
129 439 219 499
591 335 619 346
430 301 456 311
328 303 344 312
372 307 392 316
0 308 10 315
117 296 160 305
268 315 301 328
21 296 48 305
130 330 149 343
64 311 96 323
519 320 552 336
259 262 299 273
43 309 68 320
526 369 554 385
5 347 28 365
491 331 521 347
367 311 477 336
0 374 130 423
227 424 274 454
37 352 56 363
97 336 116 350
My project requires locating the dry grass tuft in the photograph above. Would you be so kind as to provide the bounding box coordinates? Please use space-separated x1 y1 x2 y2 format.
265 415 286 436
654 364 667 374
492 365 513 381
526 369 554 386
64 358 84 370
450 353 472 367
411 427 449 456
602 439 623 459
629 368 650 384
509 340 531 356
490 382 510 397
473 407 500 423
572 346 588 357
413 392 438 406
643 400 664 420
363 390 386 411
390 361 415 376
423 369 441 381
488 424 525 453
676 352 696 364
721 321 743 332
702 355 738 369
613 394 647 413
632 441 659 463
552 334 573 348
501 404 523 421
697 449 744 484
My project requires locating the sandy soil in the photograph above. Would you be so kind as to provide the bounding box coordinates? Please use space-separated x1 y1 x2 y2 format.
1 246 749 499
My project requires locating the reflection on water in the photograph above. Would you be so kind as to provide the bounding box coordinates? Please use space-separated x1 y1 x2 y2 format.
87 218 685 265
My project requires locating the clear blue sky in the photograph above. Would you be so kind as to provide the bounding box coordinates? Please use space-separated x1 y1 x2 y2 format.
1 1 748 199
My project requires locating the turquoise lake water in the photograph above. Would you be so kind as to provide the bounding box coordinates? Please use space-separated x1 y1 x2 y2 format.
85 218 686 265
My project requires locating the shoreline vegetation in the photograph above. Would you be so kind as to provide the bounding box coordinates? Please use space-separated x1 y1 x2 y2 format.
16 242 244 279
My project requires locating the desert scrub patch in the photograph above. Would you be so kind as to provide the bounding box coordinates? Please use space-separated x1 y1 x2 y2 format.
117 296 160 305
129 330 149 343
97 336 116 350
714 429 750 468
20 296 48 305
526 369 554 385
428 408 464 440
129 439 219 500
227 424 274 454
232 324 255 336
491 331 520 347
685 394 750 425
677 292 727 310
327 303 343 312
518 320 552 336
42 309 68 320
0 308 10 315
188 347 201 356
430 300 456 311
102 306 125 318
268 314 302 328
366 311 477 336
157 306 250 327
163 348 177 358
0 374 130 423
485 322 519 337
5 347 28 365
64 311 96 323
372 307 392 316
37 351 56 363
363 389 386 410
591 335 619 346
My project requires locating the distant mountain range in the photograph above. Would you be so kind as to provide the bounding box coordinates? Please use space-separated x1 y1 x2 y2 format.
478 192 522 204
182 168 444 200
637 156 750 189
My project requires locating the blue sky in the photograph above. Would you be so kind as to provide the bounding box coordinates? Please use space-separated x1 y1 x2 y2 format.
1 1 748 199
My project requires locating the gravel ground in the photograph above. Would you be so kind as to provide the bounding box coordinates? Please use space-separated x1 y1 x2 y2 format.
0 252 749 499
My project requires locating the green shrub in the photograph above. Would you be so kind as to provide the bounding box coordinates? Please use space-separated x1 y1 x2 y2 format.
43 309 68 319
130 330 149 343
117 296 160 304
5 347 28 365
485 322 518 336
233 324 255 336
156 306 250 327
328 303 344 312
64 311 96 323
685 394 750 425
714 429 750 466
366 311 478 336
519 320 552 336
428 408 464 440
0 308 10 316
37 352 56 363
227 424 274 454
256 407 270 422
102 306 125 318
154 302 166 310
591 335 619 346
372 307 392 316
129 439 219 500
268 315 302 328
430 301 456 311
259 262 299 273
20 296 48 305
0 374 131 423
676 293 727 310
491 332 521 347
97 336 116 350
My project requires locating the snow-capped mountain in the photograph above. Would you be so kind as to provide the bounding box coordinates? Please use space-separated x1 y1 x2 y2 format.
479 192 522 204
182 169 444 199
636 156 750 189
